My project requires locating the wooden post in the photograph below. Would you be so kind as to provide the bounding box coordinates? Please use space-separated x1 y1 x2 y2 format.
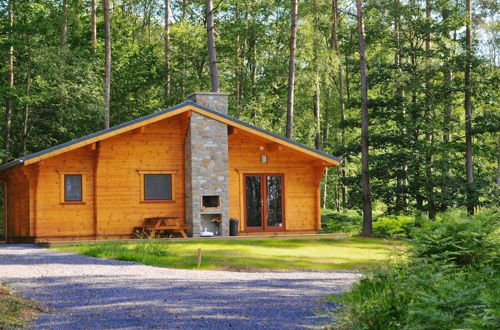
197 248 202 267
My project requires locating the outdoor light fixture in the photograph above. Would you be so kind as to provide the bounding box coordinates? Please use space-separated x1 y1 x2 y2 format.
261 154 268 164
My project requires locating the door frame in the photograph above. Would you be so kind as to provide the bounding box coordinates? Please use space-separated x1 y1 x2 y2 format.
243 173 285 232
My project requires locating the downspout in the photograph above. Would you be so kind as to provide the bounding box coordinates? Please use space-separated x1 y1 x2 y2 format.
0 179 7 242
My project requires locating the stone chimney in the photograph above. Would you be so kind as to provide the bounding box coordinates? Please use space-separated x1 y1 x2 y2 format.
188 92 228 115
185 92 230 237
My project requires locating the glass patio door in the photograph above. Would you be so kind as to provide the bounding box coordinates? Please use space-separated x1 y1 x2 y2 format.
244 174 284 232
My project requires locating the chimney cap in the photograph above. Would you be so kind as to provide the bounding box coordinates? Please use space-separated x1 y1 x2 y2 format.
187 91 229 98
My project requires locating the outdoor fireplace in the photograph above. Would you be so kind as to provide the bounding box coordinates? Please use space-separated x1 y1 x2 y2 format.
201 195 221 212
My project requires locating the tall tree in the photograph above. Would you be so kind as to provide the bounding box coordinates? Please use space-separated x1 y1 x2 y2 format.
332 0 346 208
394 0 407 212
61 0 68 49
3 0 14 163
164 0 171 99
234 3 241 108
103 0 111 129
356 0 372 236
424 0 435 218
313 0 321 150
206 0 220 92
464 0 474 214
91 0 97 52
442 11 455 207
285 0 298 139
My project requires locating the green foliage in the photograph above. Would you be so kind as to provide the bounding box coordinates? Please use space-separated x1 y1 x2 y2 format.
372 215 414 239
320 209 363 234
332 209 500 329
321 209 423 239
412 209 499 267
0 0 498 217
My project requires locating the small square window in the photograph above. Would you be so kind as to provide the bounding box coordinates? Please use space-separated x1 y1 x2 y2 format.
64 174 82 202
144 174 172 200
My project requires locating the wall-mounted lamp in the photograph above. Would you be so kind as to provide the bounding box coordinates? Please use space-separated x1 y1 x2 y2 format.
260 154 268 164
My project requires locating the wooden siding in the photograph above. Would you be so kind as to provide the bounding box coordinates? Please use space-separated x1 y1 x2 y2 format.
0 166 31 240
228 130 325 232
95 117 187 236
29 115 187 240
37 147 95 238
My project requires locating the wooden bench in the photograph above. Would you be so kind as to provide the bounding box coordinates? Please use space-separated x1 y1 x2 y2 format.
134 217 190 239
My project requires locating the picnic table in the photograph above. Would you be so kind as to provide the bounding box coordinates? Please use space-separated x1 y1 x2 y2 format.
134 217 190 238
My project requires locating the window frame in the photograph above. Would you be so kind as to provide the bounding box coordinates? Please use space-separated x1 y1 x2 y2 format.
60 173 86 204
138 170 177 203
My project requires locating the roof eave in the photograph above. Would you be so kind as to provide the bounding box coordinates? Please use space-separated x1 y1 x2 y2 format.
0 159 24 172
0 100 341 172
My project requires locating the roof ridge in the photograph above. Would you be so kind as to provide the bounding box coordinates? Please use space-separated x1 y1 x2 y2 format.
0 101 340 172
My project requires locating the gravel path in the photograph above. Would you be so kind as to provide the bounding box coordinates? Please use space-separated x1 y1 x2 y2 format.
0 244 360 329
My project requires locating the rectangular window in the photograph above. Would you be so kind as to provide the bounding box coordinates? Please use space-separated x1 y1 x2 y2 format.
64 174 83 202
144 174 172 200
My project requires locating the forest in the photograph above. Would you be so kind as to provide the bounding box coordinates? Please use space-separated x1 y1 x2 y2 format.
0 0 498 227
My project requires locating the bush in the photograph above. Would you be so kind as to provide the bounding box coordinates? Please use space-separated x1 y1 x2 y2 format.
333 208 500 329
412 209 499 267
320 210 362 234
372 215 414 239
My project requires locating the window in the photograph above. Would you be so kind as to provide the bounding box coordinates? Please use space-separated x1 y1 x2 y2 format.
139 171 176 202
61 174 84 203
144 174 172 200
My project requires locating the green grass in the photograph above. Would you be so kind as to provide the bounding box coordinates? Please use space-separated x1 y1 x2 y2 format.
55 237 408 271
0 285 40 328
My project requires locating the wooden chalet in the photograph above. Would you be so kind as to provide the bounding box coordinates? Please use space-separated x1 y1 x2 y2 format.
0 92 340 243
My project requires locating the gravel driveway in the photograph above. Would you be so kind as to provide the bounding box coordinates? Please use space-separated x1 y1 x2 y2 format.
0 244 360 329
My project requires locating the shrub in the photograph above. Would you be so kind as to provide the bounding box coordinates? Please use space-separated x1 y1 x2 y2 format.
372 215 414 239
332 208 500 329
320 210 362 234
411 209 499 267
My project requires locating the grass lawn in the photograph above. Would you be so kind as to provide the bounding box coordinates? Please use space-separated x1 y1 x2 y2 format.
56 237 408 271
0 285 41 328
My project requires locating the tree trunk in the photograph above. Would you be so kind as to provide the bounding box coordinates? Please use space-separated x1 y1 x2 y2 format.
61 0 68 49
182 0 188 19
332 0 346 208
443 69 453 189
497 134 500 187
424 0 435 219
22 71 32 156
464 0 474 215
394 0 407 212
103 0 111 129
442 19 454 206
206 0 220 92
91 0 97 52
322 168 328 208
286 0 298 139
250 38 257 102
234 4 241 108
313 0 321 150
3 0 14 164
356 0 372 236
164 0 171 100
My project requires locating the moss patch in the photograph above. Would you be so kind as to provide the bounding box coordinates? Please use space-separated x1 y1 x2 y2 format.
0 285 42 329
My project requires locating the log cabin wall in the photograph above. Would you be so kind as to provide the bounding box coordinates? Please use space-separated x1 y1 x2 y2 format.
36 147 95 239
0 166 31 241
228 130 324 233
32 115 187 240
95 117 187 236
